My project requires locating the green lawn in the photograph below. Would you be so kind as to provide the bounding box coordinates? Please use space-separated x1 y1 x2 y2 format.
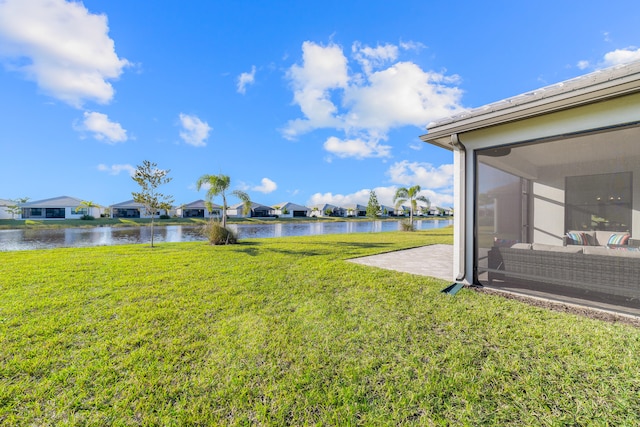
1 228 639 425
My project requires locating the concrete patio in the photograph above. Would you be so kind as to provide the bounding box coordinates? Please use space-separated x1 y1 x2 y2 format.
348 244 454 282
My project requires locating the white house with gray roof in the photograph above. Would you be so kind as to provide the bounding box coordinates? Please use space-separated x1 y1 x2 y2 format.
272 202 310 218
309 204 345 217
178 199 222 218
20 196 101 219
110 199 168 219
227 202 273 218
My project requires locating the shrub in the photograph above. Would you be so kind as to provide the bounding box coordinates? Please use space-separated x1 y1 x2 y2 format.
80 215 95 220
400 219 415 231
159 214 170 220
201 221 237 245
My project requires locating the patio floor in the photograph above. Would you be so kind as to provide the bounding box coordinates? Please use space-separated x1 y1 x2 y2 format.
347 244 454 282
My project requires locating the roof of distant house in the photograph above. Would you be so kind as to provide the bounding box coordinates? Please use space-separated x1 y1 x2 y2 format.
21 196 85 207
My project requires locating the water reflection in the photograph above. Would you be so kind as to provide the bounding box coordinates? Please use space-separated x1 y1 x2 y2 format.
0 219 452 251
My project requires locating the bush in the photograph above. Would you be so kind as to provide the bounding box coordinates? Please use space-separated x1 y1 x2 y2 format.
159 214 171 220
400 219 415 231
80 215 95 220
201 221 237 245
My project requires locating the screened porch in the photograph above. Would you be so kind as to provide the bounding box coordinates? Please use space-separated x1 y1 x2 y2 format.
476 123 640 313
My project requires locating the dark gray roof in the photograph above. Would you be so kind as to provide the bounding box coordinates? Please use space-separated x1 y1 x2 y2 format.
111 199 145 208
21 196 84 207
183 199 221 209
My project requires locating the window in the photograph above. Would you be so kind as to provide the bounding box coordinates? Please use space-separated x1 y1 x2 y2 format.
45 208 65 218
565 172 632 233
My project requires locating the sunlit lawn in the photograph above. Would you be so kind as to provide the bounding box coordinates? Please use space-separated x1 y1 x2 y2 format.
1 227 640 425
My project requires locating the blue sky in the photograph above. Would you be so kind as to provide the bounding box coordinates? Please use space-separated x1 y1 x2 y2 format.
1 0 640 209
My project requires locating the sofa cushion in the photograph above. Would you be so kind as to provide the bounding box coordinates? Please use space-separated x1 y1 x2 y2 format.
532 243 583 253
584 246 640 258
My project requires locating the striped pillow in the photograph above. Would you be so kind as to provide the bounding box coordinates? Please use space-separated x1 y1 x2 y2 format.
607 233 630 246
566 232 589 246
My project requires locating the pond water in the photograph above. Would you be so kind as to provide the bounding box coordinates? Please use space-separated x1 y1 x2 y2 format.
0 219 453 251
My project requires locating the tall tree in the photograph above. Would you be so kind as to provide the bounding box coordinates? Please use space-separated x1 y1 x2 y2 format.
196 173 250 228
393 185 430 229
366 190 381 218
132 160 174 247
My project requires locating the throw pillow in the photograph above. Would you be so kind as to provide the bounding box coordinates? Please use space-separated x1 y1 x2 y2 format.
566 231 589 245
607 233 630 246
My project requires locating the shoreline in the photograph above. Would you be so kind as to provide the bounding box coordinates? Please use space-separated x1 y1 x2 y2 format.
0 215 452 231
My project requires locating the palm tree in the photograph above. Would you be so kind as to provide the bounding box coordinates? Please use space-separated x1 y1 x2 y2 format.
75 200 99 218
393 185 430 228
196 174 250 228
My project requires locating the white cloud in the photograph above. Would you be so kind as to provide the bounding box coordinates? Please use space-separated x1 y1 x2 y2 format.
178 113 211 147
97 163 135 176
323 136 391 159
78 111 127 143
343 62 463 132
602 47 640 67
577 60 590 70
409 141 424 151
387 160 454 189
307 189 372 207
352 42 398 75
0 0 129 107
579 47 640 72
283 41 349 139
307 185 453 209
237 65 256 94
251 178 277 194
282 40 464 159
399 40 426 52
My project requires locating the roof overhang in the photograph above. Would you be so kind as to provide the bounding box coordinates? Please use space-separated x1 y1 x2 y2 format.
420 61 640 150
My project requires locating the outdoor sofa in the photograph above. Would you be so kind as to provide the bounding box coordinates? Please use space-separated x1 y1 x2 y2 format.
488 231 640 300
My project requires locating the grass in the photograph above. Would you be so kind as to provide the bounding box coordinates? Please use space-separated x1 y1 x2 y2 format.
1 227 640 425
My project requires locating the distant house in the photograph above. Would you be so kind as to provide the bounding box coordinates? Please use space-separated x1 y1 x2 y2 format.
227 202 273 218
111 199 168 219
343 204 367 217
272 202 310 218
441 207 454 217
179 199 222 218
394 205 411 217
380 205 396 216
420 59 640 313
20 196 101 220
0 198 15 219
424 206 453 216
415 205 430 216
426 207 440 216
309 204 345 217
